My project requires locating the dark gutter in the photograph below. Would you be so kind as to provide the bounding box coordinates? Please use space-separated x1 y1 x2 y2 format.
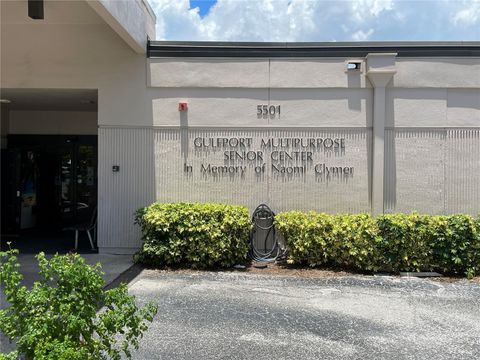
148 41 480 58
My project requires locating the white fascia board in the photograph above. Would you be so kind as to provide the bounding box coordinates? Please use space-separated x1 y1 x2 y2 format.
86 0 153 54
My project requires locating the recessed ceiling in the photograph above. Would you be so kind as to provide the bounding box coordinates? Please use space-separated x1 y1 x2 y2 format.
0 89 98 111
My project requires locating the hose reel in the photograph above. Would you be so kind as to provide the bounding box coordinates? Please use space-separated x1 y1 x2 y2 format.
249 204 285 263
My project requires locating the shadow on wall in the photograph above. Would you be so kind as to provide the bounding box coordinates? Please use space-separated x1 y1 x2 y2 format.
446 89 480 110
347 71 362 111
180 110 189 168
384 88 397 213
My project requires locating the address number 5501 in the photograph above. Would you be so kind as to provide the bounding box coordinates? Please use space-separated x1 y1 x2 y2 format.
257 105 281 117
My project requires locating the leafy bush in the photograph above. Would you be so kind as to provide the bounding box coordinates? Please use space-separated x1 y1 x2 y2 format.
376 213 435 272
276 211 480 277
275 212 382 271
273 211 334 267
331 214 383 271
430 215 480 278
377 214 480 275
134 201 479 277
0 249 157 360
134 202 252 268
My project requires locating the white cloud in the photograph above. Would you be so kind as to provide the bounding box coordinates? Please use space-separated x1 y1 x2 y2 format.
351 0 394 21
352 28 375 41
148 0 480 41
453 0 480 26
152 0 204 40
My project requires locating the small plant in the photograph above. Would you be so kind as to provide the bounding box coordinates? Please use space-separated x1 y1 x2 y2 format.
0 248 157 360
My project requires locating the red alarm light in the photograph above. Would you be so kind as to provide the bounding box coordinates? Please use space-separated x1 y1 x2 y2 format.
178 102 188 111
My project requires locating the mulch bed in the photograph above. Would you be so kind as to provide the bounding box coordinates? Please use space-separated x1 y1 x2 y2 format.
144 262 480 284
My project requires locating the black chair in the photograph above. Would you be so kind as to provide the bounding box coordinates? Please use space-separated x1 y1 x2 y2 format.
63 207 97 250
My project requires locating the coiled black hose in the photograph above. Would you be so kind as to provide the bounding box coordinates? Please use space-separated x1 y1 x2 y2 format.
249 204 284 262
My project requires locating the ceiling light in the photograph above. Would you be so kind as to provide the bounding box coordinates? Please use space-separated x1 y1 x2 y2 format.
347 61 362 71
0 99 12 104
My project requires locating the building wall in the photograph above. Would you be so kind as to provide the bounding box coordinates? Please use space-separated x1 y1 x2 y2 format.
1 0 155 253
98 127 155 252
8 111 97 135
384 128 480 214
147 56 480 222
383 67 480 214
2 2 479 252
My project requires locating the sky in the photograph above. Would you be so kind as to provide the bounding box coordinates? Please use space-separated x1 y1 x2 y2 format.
148 0 480 42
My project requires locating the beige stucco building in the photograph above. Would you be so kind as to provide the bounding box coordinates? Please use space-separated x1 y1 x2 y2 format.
1 0 479 254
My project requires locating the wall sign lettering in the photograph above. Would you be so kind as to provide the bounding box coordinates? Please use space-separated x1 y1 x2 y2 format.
184 137 355 179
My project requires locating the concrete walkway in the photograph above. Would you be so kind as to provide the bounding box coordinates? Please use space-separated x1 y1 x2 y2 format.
15 253 133 289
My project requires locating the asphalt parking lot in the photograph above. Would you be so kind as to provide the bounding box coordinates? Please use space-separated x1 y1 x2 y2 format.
128 270 480 360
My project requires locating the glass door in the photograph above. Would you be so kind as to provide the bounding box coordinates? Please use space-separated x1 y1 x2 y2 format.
57 140 97 227
5 135 97 234
19 149 39 229
2 148 38 233
72 144 97 224
57 144 75 226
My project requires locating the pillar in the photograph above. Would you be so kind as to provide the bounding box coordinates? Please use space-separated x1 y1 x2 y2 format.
366 53 396 215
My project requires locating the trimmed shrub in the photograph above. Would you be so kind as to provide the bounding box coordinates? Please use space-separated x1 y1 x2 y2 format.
331 213 383 272
430 215 480 277
376 213 435 272
276 211 480 277
135 202 479 277
274 211 334 267
275 212 382 271
377 214 480 275
135 202 251 268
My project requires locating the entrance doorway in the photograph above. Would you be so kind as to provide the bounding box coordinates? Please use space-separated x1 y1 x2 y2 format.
2 135 97 252
1 88 98 253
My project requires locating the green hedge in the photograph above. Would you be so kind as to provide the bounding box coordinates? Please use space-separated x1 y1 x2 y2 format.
135 202 480 277
276 211 480 277
134 203 251 268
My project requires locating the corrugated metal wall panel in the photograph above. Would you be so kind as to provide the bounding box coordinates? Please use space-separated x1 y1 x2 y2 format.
384 129 396 213
384 128 480 215
387 129 445 214
445 129 480 214
98 127 155 251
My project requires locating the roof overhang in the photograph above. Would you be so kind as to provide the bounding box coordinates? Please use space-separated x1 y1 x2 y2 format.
88 0 156 54
148 41 480 58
